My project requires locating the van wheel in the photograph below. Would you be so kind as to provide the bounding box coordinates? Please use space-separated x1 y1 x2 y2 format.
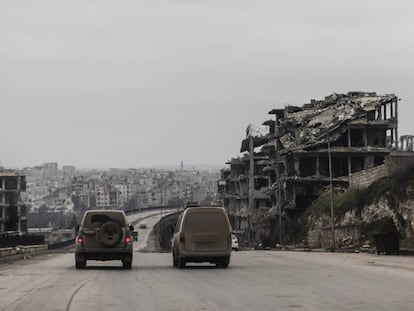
178 257 186 268
122 260 132 269
217 257 229 268
122 255 132 269
75 254 86 269
220 262 229 268
173 254 178 267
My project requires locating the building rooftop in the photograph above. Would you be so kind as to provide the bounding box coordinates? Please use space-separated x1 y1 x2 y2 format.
0 171 22 177
276 92 398 150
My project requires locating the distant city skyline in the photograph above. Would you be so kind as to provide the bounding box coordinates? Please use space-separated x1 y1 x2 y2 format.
2 0 414 168
2 161 225 171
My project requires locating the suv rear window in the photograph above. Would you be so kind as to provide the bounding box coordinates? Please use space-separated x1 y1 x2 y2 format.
83 212 126 228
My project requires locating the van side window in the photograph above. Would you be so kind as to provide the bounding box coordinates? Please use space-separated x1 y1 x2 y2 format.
175 214 182 233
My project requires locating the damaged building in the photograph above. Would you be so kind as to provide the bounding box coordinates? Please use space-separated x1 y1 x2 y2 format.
219 91 400 245
0 171 27 234
218 151 271 240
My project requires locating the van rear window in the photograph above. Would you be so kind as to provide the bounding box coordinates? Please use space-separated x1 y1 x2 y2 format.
184 212 227 233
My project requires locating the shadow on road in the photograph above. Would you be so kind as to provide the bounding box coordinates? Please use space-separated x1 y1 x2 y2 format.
79 266 126 270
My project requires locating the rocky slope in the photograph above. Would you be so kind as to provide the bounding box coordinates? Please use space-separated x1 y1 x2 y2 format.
301 167 414 248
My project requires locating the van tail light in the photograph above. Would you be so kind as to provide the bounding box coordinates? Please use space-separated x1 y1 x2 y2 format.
77 236 84 245
125 236 132 244
179 233 185 243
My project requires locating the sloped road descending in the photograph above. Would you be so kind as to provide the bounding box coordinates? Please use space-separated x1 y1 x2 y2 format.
1 250 414 311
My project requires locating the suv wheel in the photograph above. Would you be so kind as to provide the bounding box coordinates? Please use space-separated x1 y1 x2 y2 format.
173 254 178 268
75 254 86 269
122 255 132 269
178 257 186 268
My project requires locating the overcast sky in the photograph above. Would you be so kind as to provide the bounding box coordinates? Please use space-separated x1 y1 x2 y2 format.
1 0 414 169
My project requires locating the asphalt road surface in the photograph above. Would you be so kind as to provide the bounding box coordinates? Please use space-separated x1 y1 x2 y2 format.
1 249 414 310
126 210 176 251
2 211 414 311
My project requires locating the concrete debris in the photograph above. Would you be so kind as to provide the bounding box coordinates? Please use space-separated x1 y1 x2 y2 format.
278 92 398 150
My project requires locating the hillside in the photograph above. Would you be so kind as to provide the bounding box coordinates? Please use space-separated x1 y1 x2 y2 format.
301 165 414 249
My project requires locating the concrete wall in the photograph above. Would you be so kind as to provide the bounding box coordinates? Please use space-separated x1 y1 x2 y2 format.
349 164 388 189
350 153 414 189
0 245 47 260
387 153 414 174
307 226 360 249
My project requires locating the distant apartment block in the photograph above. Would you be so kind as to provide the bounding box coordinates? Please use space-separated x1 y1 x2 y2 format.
42 162 58 179
95 184 120 209
114 184 130 205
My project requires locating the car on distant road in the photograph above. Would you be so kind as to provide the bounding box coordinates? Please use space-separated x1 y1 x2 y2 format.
231 234 239 251
172 205 232 268
139 222 147 229
75 210 134 269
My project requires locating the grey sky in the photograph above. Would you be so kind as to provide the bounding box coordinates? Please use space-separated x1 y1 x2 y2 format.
1 0 414 169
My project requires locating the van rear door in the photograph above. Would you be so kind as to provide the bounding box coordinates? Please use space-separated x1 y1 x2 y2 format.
183 210 230 252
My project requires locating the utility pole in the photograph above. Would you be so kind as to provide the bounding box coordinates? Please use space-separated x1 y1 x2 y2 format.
248 126 255 249
327 134 335 250
274 116 282 245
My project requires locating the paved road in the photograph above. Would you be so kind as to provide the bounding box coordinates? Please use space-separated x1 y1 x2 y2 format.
1 250 414 311
2 211 414 310
126 209 177 251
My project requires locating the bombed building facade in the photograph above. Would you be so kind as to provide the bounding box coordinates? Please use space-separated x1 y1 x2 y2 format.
219 92 402 245
0 171 27 234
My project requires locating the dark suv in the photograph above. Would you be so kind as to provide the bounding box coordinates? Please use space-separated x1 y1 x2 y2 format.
75 210 134 269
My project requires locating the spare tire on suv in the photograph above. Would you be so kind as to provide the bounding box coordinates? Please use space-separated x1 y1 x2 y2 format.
75 210 134 269
98 221 122 247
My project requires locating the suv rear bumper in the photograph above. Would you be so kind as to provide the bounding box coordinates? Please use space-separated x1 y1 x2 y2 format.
76 246 132 261
76 252 132 261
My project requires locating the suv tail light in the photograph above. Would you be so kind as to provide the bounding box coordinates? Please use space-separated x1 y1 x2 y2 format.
77 236 84 245
125 236 132 244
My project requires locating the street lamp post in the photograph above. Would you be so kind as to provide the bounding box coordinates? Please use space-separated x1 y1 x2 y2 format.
248 131 255 249
274 114 282 245
327 134 335 250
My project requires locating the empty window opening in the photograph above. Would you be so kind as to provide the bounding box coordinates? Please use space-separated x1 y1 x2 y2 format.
332 157 349 177
5 178 18 190
367 110 376 121
299 157 316 177
374 156 385 167
319 157 329 177
255 165 266 176
385 103 393 120
350 129 365 147
254 178 268 190
332 132 349 147
351 157 365 173
255 199 270 209
367 130 386 147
